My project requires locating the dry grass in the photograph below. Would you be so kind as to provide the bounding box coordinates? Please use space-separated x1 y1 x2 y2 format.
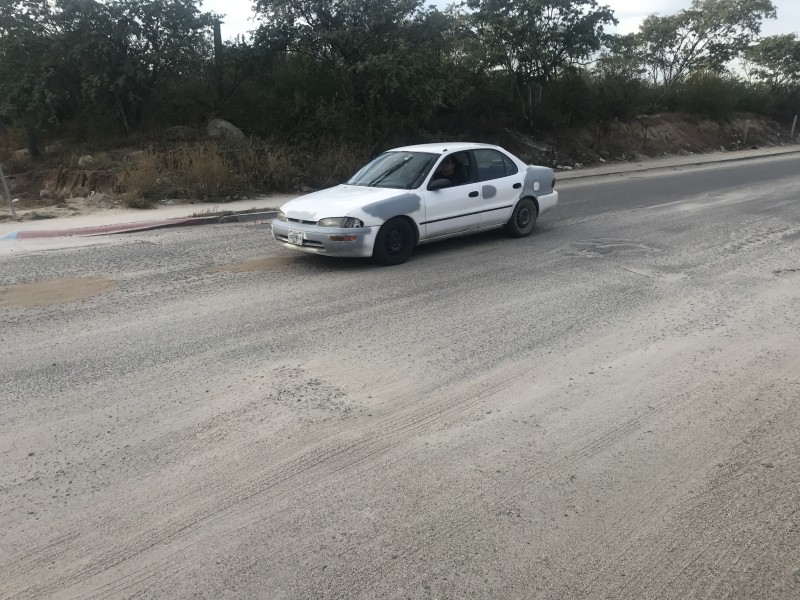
173 143 229 198
118 150 161 196
113 139 367 203
1 131 372 206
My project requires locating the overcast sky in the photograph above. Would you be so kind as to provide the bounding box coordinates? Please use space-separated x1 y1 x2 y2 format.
203 0 800 41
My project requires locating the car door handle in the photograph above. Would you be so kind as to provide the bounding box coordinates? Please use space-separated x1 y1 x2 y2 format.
469 191 479 197
513 183 522 189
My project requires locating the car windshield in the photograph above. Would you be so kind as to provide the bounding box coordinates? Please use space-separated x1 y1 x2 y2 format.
346 151 438 190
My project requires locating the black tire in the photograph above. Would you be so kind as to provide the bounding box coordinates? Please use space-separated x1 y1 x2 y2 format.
506 197 538 237
373 217 415 265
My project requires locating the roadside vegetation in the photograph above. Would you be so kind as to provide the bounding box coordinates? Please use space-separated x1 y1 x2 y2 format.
1 0 799 205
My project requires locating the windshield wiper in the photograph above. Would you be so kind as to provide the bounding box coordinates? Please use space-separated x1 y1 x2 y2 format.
368 156 412 187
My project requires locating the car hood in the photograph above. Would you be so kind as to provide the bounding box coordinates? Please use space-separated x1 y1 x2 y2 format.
280 185 417 223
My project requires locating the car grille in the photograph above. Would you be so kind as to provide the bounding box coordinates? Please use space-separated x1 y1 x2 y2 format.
287 217 316 225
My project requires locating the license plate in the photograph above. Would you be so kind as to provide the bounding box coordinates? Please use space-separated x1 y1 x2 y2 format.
287 230 304 245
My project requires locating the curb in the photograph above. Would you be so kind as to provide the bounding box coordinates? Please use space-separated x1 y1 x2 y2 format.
219 211 277 224
3 145 798 240
1 211 278 240
555 146 800 181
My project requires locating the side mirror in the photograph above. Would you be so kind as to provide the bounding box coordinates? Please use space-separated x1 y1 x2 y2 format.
428 178 452 191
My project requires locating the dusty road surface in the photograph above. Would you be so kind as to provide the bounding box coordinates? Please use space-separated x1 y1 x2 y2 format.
2 155 799 599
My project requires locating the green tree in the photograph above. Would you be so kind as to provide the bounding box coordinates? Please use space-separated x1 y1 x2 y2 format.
638 0 776 94
0 0 64 155
59 0 213 132
467 0 616 127
0 0 213 153
253 0 457 140
593 34 651 121
746 34 800 93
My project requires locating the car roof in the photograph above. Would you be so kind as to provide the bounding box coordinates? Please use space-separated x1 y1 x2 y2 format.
388 142 503 154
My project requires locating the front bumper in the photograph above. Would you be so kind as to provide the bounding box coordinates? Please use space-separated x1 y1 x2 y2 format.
271 220 378 258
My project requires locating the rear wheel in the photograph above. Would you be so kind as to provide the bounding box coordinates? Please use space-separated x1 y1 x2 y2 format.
506 198 538 237
372 217 415 265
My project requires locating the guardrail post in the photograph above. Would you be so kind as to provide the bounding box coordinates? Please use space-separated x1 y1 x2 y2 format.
0 163 17 220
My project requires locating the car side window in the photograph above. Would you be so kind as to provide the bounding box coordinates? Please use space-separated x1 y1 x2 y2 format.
474 149 519 182
429 152 473 189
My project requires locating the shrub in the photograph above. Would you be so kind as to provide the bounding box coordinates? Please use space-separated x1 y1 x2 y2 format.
672 72 738 119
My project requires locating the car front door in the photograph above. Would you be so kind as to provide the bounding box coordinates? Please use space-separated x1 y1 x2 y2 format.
421 152 482 239
472 149 525 228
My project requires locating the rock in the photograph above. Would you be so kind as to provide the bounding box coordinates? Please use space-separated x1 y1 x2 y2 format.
574 163 583 169
78 155 94 168
598 158 606 163
207 118 245 140
164 126 200 141
125 150 147 162
40 189 53 198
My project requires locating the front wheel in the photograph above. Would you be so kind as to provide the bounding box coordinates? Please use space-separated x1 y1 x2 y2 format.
372 217 415 265
506 198 538 237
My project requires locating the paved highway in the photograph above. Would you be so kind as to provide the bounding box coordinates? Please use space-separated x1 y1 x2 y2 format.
2 155 799 599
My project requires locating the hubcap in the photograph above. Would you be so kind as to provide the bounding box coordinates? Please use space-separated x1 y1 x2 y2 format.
517 206 531 228
387 229 404 255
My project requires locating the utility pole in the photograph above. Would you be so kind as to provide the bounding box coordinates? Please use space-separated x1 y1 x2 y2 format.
213 19 224 114
792 115 798 141
0 163 17 220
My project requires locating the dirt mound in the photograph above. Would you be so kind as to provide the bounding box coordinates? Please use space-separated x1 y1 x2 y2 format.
569 113 790 165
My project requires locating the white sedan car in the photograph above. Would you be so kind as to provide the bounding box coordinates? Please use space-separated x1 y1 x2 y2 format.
272 142 558 265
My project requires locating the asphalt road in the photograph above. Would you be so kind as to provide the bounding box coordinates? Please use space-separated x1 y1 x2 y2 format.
2 155 799 599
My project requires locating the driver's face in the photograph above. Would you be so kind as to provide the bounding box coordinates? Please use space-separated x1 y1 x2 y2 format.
440 158 455 175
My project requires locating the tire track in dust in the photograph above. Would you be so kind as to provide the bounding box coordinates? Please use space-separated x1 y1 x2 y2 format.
70 375 516 599
587 377 800 600
328 380 717 600
317 325 800 599
6 367 518 599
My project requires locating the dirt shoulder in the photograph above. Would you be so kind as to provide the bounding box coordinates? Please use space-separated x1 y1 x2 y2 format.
1 112 797 226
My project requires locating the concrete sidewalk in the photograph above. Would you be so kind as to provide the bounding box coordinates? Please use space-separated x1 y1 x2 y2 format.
2 144 798 240
0 196 288 240
556 144 800 182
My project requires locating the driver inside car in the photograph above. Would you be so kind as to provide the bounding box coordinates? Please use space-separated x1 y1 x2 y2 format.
434 154 470 186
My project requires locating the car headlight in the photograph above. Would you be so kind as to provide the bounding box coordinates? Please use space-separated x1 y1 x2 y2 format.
317 217 364 228
275 210 287 221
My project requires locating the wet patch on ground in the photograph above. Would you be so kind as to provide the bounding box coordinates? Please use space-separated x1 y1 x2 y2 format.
0 276 116 308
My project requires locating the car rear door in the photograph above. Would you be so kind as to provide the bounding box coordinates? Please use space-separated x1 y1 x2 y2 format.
472 149 524 228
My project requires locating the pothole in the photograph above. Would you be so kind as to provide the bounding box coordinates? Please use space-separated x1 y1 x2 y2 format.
773 268 800 277
568 239 661 257
212 256 295 273
0 276 116 308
